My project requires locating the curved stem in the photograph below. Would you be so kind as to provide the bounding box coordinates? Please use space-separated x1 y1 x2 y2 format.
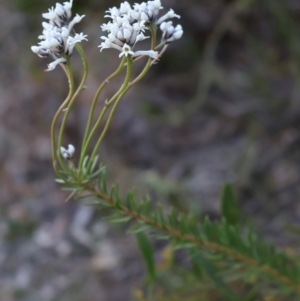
51 58 74 176
79 57 126 167
86 56 133 172
79 81 127 169
57 44 88 172
81 25 157 172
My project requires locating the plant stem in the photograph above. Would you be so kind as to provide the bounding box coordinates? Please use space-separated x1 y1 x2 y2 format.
79 57 126 167
57 44 88 172
86 56 133 172
51 58 74 176
79 25 157 170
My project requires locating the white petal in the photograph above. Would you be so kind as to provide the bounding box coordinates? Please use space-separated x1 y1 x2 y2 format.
156 9 180 25
123 28 132 40
67 144 75 155
45 58 67 72
133 50 158 59
68 14 85 31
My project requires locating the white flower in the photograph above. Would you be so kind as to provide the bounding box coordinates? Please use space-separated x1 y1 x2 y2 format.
38 26 86 57
119 43 134 57
99 1 182 59
42 7 60 27
55 0 73 23
31 46 51 58
99 39 122 52
45 57 67 72
139 0 163 24
60 144 75 160
68 14 85 32
120 1 131 14
118 44 158 59
100 1 157 59
156 9 180 25
160 21 183 43
133 49 158 59
65 33 88 55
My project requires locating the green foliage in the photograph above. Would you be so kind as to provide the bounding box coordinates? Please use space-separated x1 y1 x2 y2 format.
190 249 239 301
58 164 300 298
136 232 156 284
221 183 239 226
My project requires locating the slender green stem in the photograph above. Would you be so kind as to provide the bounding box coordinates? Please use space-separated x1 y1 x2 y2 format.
129 24 157 87
79 57 126 167
79 82 127 169
81 25 157 172
51 58 74 176
150 24 157 50
57 44 88 172
86 56 133 172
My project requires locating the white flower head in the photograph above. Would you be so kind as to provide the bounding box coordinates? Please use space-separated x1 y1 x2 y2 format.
31 1 87 72
99 1 182 59
160 21 183 43
60 144 75 160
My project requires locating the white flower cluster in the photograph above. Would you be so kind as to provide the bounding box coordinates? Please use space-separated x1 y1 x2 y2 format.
31 0 87 71
99 0 183 59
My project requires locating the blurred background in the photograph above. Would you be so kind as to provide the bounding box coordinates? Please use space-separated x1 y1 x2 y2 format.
1 0 300 300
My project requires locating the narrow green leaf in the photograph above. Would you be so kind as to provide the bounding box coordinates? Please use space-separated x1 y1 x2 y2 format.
82 155 89 168
55 179 66 183
172 242 195 250
64 189 78 202
156 204 166 226
190 249 239 301
136 232 156 284
128 224 151 234
90 155 99 173
100 167 107 193
127 190 137 210
189 250 203 280
61 187 77 191
87 199 110 208
221 183 239 226
109 216 132 224
89 167 105 180
168 209 177 228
